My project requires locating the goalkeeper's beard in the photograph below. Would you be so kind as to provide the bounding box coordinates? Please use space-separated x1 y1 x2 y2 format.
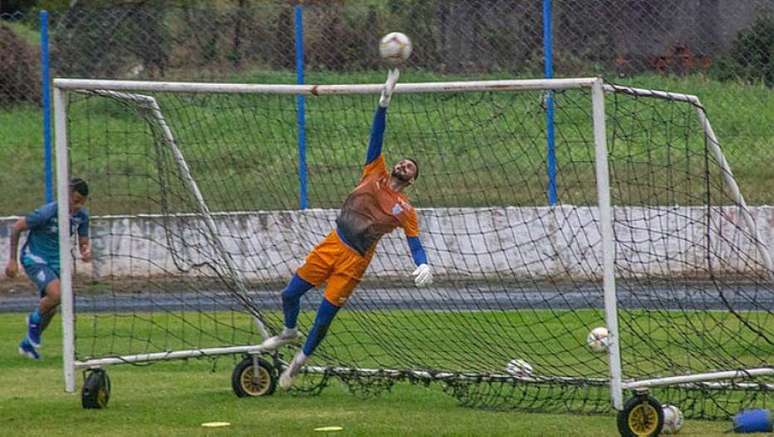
391 168 413 183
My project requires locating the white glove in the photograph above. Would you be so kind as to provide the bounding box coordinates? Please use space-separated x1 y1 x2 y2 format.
379 68 400 108
412 264 433 287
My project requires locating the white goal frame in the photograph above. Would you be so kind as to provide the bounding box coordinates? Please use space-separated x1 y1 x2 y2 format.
53 77 772 409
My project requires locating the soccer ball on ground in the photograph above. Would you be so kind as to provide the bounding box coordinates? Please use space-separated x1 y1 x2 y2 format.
379 32 412 65
504 359 533 377
586 326 609 353
661 404 684 434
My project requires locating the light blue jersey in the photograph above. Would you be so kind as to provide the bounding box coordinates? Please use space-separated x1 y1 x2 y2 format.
21 202 89 273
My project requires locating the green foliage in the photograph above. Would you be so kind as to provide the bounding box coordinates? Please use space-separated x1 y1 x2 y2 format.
0 23 40 106
711 14 774 87
0 0 36 14
52 2 171 78
34 0 71 14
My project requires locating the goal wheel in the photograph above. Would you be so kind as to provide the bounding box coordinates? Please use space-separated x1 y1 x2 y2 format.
231 356 276 397
617 393 664 437
82 368 111 409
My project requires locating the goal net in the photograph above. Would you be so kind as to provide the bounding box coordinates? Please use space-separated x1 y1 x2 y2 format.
54 77 772 419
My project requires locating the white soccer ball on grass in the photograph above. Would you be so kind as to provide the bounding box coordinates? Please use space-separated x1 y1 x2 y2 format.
586 326 610 353
661 404 684 434
504 359 534 377
379 32 412 65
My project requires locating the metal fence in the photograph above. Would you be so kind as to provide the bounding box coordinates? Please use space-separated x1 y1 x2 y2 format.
1 0 772 214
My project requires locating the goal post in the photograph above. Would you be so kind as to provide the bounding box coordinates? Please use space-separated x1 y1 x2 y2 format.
591 79 624 410
53 85 76 392
53 76 772 418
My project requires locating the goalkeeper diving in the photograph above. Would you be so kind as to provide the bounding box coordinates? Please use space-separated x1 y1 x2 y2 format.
261 69 432 389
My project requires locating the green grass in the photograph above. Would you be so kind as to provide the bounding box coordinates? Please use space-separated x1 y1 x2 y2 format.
1 72 772 215
0 312 767 436
71 307 771 378
2 20 39 46
0 104 46 214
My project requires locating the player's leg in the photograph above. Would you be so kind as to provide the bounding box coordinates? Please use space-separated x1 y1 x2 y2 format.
28 276 61 344
279 251 370 389
19 263 59 359
260 232 337 351
260 274 315 350
281 274 315 331
37 279 61 334
279 297 340 390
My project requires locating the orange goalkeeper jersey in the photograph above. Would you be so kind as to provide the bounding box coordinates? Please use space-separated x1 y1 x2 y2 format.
335 155 419 255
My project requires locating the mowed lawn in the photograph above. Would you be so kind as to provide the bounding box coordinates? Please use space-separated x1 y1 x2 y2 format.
1 72 773 216
0 313 765 437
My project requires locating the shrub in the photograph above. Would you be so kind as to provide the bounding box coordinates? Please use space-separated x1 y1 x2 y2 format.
712 14 774 87
0 23 40 106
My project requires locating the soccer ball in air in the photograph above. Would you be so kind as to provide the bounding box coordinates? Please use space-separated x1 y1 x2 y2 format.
586 326 609 353
661 404 684 434
379 32 412 65
504 359 534 377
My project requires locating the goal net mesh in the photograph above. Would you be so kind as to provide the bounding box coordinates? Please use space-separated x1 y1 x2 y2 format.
63 81 772 418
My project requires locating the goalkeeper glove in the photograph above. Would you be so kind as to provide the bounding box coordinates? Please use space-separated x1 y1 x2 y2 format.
379 68 400 108
412 264 433 287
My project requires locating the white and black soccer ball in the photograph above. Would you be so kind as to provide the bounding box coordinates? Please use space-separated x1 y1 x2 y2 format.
379 32 412 65
662 404 684 434
586 326 610 353
504 359 533 377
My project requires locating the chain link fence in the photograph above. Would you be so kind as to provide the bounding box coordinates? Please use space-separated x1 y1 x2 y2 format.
1 0 772 214
0 11 39 105
1 10 45 213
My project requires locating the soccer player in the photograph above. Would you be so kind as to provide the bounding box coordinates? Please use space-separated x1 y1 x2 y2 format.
5 178 91 360
261 70 433 389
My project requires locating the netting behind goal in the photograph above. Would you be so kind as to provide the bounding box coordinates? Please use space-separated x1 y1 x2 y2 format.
59 79 772 418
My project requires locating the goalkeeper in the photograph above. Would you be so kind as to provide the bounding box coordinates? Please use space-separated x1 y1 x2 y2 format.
261 69 432 389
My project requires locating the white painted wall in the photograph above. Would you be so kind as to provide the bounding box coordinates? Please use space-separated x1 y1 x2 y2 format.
1 205 771 281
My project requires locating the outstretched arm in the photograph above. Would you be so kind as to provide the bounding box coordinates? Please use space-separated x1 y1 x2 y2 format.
365 106 388 166
365 68 400 166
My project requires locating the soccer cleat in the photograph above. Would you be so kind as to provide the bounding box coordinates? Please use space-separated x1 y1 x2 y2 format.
259 328 300 351
26 313 41 348
279 351 308 390
18 338 41 360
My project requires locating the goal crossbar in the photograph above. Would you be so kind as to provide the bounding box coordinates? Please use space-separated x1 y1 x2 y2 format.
53 77 599 95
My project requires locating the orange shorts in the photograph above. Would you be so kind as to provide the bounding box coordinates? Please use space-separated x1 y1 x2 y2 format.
296 230 374 307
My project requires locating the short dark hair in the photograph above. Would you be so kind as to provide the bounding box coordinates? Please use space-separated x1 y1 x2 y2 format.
70 178 89 197
407 158 419 180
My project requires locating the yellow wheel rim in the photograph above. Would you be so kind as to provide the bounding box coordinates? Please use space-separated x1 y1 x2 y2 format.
627 402 659 436
240 365 271 396
97 386 109 407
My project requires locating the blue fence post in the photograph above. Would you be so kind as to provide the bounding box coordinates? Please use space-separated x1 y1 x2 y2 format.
294 4 308 210
40 10 53 203
543 0 557 206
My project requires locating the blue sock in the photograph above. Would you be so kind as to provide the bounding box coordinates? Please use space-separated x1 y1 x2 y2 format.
302 298 340 356
29 308 41 325
281 274 314 329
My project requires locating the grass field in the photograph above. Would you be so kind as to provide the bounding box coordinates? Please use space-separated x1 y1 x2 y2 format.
1 72 772 216
69 306 771 380
1 312 769 437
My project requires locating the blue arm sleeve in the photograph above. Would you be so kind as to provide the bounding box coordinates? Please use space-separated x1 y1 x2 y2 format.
365 106 387 165
407 236 427 266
